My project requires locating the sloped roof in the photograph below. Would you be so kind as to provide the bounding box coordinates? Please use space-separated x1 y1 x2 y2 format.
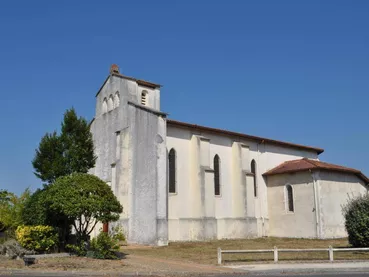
167 120 324 155
263 158 369 184
96 73 161 97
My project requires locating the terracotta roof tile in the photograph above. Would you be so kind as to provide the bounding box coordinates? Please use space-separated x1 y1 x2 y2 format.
263 158 369 184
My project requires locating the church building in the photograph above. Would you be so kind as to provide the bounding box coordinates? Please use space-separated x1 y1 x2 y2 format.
90 65 368 246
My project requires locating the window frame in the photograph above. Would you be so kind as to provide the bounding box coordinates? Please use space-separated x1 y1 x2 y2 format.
141 90 148 106
213 154 221 197
108 95 114 111
102 98 108 114
251 159 258 198
168 148 177 194
285 184 295 213
114 91 120 108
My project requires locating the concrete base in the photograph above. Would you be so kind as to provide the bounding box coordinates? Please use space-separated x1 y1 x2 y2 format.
217 217 258 239
168 217 259 241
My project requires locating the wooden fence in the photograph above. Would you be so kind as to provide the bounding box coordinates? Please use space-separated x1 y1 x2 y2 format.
217 246 369 264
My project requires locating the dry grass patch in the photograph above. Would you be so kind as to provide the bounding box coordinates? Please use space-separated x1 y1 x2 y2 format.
124 237 369 264
0 256 128 272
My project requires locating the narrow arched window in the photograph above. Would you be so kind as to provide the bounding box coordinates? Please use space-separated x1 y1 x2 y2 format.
286 184 294 212
141 90 148 106
108 95 114 111
251 159 257 197
168 148 176 193
214 155 221 196
114 92 120 108
102 98 107 114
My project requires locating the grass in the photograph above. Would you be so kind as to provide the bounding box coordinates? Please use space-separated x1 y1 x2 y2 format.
0 256 128 272
123 237 369 264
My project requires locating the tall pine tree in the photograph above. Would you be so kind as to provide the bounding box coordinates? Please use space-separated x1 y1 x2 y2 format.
32 108 97 184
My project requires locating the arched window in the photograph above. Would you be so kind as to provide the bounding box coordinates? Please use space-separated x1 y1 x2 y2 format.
214 155 221 196
141 90 148 106
286 184 294 212
108 95 114 111
114 92 120 108
168 148 176 193
102 98 107 114
251 159 257 197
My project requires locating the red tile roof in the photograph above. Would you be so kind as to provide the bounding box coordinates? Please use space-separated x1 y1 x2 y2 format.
167 120 324 155
263 158 369 184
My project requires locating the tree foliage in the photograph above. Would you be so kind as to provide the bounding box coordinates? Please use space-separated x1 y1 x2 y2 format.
47 173 123 243
32 108 97 184
22 188 73 249
343 193 369 247
0 189 30 233
32 132 65 184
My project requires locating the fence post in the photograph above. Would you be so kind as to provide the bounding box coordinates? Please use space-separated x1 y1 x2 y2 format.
273 246 278 263
217 247 222 265
329 245 334 262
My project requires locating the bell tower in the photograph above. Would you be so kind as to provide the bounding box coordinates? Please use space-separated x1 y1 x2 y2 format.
90 64 168 245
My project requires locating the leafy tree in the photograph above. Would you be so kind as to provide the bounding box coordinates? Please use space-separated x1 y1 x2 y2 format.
22 188 73 250
47 173 123 243
0 190 9 232
0 189 30 234
32 108 97 184
22 189 49 226
0 190 11 202
343 194 369 247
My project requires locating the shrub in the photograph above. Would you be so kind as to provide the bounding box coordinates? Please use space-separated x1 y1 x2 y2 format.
110 225 126 245
90 232 119 259
66 242 88 257
343 194 369 247
15 225 58 253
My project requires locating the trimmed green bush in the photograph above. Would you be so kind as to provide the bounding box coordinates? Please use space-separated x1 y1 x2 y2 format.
343 194 369 247
15 225 58 253
90 232 119 259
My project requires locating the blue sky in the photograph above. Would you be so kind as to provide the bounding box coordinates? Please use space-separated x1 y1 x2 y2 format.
1 1 369 195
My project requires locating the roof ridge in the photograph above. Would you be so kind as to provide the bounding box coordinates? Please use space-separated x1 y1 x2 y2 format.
302 158 319 167
264 159 369 184
167 119 325 154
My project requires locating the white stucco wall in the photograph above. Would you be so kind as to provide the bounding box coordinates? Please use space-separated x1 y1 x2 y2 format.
91 74 168 245
318 171 367 238
267 172 317 238
166 125 319 241
267 170 368 239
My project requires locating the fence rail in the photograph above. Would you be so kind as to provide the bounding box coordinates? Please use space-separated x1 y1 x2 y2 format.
217 246 369 264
